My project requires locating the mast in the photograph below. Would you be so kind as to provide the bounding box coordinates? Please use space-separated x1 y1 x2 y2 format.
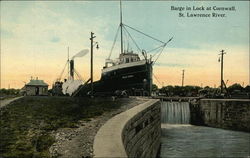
67 46 69 80
120 0 123 54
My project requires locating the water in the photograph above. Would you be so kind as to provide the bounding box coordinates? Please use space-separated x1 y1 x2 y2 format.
160 101 250 157
160 124 250 157
161 101 190 124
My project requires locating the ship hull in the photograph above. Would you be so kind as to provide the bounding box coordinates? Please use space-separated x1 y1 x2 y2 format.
75 61 152 96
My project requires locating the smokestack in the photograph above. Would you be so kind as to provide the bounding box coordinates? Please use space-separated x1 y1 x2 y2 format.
70 59 74 80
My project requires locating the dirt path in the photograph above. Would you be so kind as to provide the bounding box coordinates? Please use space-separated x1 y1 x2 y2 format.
0 96 23 109
49 97 148 158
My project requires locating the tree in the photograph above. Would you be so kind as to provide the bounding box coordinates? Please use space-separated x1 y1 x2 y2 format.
152 84 158 92
227 83 243 93
204 86 210 89
0 88 20 96
244 85 250 93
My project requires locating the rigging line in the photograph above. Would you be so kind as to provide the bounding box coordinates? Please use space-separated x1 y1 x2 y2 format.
62 73 67 82
74 69 86 83
153 73 163 87
153 46 166 65
73 69 82 81
153 36 174 64
125 32 129 52
125 33 129 52
148 44 165 54
108 26 120 59
57 61 68 81
123 24 166 44
125 27 132 52
151 45 165 59
123 25 128 52
124 26 132 52
123 26 141 53
124 26 130 52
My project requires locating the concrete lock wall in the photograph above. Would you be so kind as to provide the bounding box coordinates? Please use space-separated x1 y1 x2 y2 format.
190 99 250 132
93 99 161 158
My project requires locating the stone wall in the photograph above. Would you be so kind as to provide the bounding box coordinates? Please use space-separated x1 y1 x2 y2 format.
123 100 161 158
190 99 250 132
93 99 161 158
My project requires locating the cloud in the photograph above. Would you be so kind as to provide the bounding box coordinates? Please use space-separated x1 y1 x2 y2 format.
50 36 60 43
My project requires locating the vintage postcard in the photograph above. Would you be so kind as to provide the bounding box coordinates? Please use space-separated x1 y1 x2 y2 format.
1 1 249 158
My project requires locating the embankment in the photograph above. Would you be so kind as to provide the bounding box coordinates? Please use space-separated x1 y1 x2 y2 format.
93 99 161 158
190 99 250 132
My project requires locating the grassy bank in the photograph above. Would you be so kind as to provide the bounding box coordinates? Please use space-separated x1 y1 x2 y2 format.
0 96 121 158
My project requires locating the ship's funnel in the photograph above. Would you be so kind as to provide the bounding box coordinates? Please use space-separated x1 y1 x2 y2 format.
72 49 89 60
70 59 74 80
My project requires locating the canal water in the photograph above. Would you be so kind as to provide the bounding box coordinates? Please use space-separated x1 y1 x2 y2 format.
160 101 250 157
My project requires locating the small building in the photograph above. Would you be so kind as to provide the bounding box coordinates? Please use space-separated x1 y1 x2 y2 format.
23 78 49 96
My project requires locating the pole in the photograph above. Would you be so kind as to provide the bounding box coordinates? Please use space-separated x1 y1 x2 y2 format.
182 69 185 87
221 51 223 92
90 32 96 97
219 50 226 93
120 0 123 54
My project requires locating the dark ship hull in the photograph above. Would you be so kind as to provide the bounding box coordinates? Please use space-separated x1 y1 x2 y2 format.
75 60 152 96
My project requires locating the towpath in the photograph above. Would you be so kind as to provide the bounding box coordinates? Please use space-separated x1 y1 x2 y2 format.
49 97 149 158
0 96 23 109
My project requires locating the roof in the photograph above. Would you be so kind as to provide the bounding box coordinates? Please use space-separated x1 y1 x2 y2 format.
26 79 48 86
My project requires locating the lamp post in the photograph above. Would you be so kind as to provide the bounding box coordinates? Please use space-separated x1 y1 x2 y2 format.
90 32 99 97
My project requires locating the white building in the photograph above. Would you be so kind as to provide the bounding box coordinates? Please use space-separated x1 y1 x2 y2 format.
23 78 49 96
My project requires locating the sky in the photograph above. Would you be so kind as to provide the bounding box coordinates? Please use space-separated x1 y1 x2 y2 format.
1 1 249 89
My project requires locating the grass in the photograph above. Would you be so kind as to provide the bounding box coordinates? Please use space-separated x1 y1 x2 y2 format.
0 96 122 158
